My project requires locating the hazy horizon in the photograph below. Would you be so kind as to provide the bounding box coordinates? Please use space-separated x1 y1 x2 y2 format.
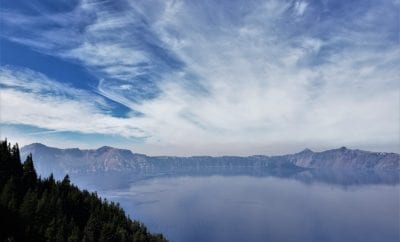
15 140 399 157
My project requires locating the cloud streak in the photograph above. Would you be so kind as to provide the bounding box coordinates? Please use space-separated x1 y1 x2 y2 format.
0 0 399 155
0 67 148 138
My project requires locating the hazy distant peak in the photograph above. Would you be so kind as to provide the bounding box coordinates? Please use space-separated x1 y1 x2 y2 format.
96 146 114 152
299 148 313 154
23 143 61 151
20 143 399 176
25 143 133 153
25 143 47 148
328 147 373 154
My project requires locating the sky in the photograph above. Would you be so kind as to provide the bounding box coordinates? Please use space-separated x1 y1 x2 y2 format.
0 0 399 156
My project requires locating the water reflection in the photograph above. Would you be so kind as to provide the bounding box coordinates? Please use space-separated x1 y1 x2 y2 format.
71 170 399 242
72 167 400 191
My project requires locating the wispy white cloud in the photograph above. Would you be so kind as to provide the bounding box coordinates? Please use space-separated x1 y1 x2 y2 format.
294 1 308 16
0 67 147 138
1 0 399 155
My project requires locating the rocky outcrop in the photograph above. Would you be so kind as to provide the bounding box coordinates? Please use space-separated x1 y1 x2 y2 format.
21 144 399 176
288 147 400 170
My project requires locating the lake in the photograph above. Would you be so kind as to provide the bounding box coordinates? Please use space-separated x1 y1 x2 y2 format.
74 170 400 242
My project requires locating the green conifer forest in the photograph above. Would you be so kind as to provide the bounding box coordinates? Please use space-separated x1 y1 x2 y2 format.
0 139 167 242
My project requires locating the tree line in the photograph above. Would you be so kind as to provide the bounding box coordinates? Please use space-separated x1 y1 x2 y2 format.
0 139 167 242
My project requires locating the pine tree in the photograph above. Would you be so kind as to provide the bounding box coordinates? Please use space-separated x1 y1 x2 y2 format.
0 140 168 242
22 154 37 188
19 188 38 219
0 177 19 210
0 140 22 184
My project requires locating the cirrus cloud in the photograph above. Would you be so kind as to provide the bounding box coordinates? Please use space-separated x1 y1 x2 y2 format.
0 0 399 155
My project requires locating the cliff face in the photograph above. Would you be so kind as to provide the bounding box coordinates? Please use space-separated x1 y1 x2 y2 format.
20 143 148 175
289 147 400 170
21 144 400 176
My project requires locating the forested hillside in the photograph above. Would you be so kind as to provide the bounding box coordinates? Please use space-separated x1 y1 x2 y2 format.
0 139 167 242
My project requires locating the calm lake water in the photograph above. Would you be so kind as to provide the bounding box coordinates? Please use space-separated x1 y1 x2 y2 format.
75 171 400 242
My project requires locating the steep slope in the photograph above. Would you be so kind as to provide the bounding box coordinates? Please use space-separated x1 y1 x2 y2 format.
288 147 400 170
21 143 147 176
0 140 167 242
21 144 399 176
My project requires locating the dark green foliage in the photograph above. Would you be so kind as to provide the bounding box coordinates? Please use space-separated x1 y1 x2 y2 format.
22 154 37 188
0 140 167 242
0 139 23 183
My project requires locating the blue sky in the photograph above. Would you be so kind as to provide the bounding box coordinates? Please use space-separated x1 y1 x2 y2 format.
0 0 399 155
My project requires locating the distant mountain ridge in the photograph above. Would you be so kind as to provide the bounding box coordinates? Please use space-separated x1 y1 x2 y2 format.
21 143 400 176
